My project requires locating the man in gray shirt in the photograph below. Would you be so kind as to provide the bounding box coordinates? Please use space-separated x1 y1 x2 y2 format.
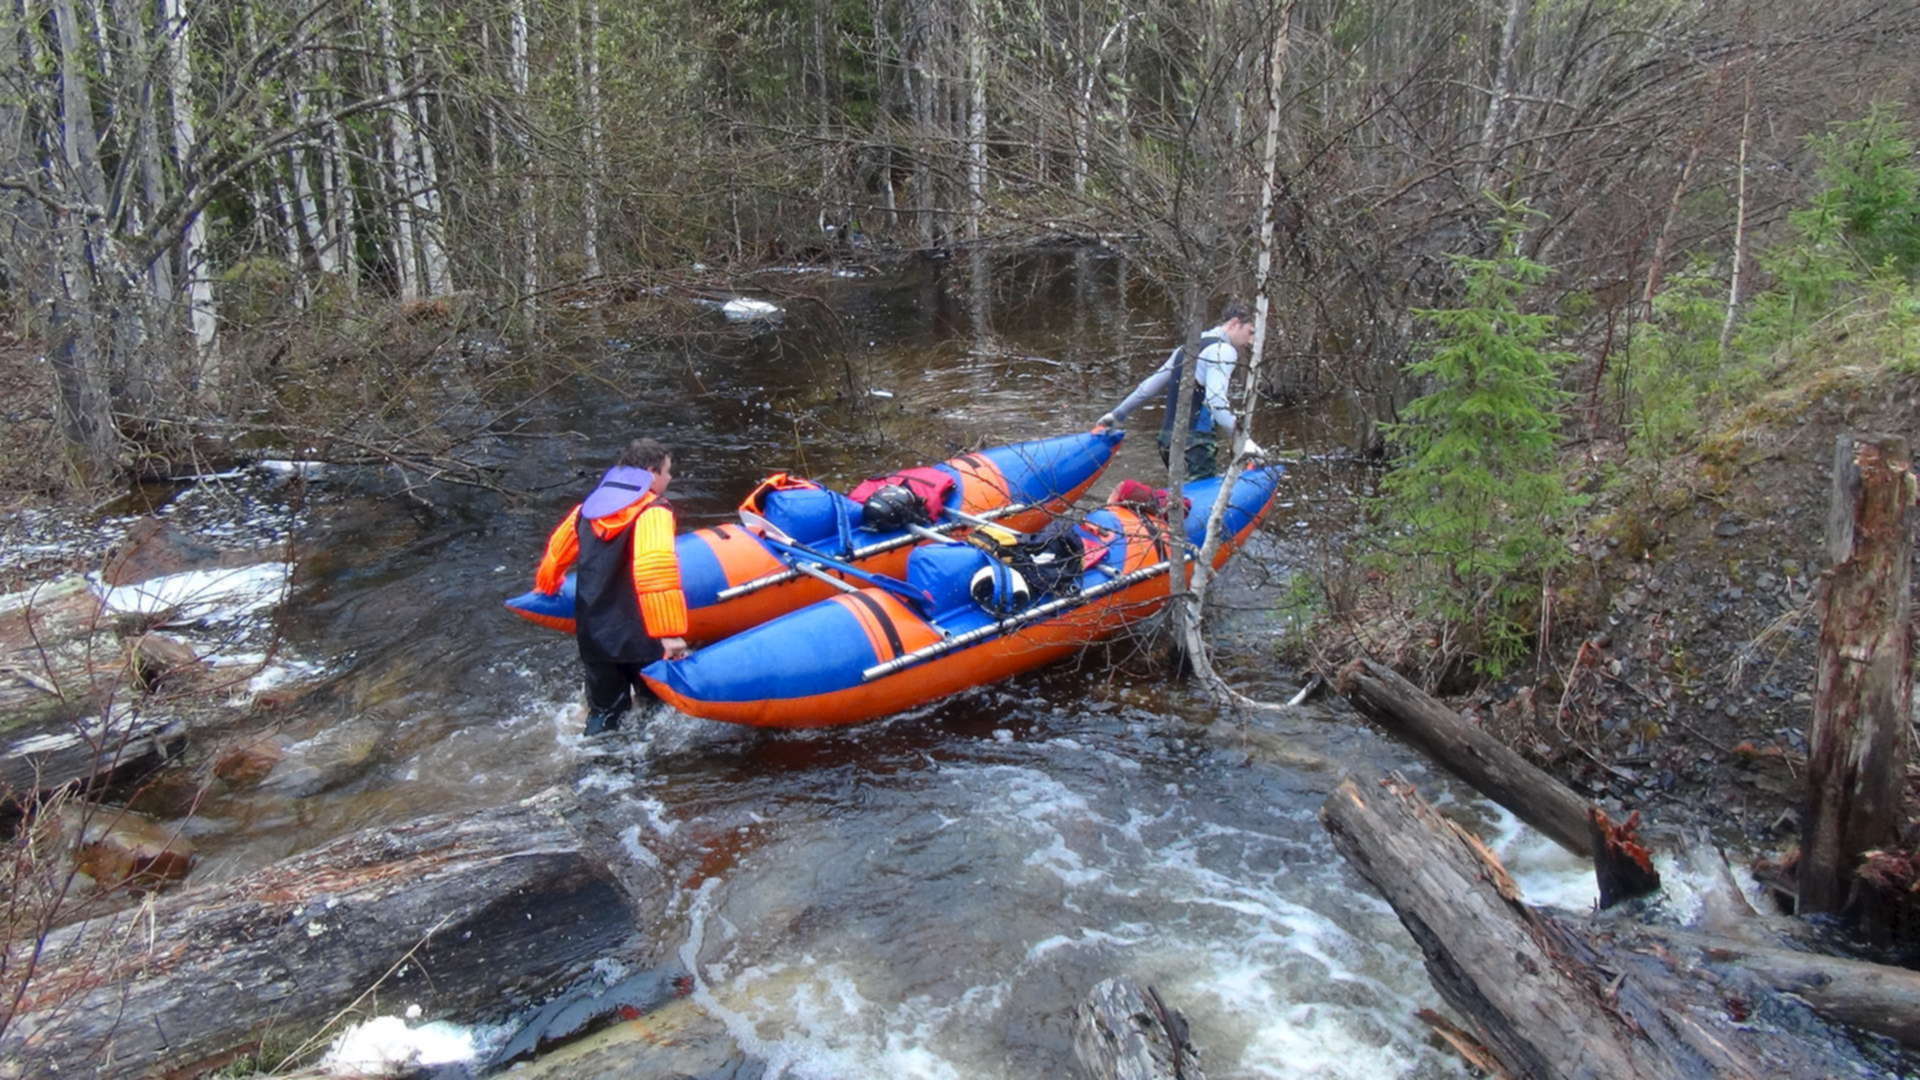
1097 301 1263 480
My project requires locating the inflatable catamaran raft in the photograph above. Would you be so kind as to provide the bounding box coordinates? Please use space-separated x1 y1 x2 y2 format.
504 429 1124 643
641 463 1284 727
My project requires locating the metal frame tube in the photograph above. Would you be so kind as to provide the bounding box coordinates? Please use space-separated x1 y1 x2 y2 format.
860 558 1174 682
714 501 1037 602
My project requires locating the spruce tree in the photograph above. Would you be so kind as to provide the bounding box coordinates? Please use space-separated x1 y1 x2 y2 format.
1378 204 1579 675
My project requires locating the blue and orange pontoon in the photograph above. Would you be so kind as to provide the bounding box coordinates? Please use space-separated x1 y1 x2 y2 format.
639 464 1284 727
505 429 1125 644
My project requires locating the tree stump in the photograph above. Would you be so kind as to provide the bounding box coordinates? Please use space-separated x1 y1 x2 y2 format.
1800 433 1916 919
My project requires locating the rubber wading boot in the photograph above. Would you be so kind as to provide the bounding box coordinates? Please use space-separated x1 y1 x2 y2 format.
583 708 624 736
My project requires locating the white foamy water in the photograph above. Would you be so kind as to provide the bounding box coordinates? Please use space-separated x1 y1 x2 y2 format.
631 738 1471 1080
320 1014 499 1076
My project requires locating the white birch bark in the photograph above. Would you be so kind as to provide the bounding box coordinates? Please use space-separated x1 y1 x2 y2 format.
575 0 602 279
375 0 419 301
111 0 173 308
509 0 536 321
813 0 830 225
1476 0 1526 193
321 44 356 294
965 0 985 242
407 0 450 295
238 5 305 307
163 0 218 377
1720 78 1753 358
288 49 335 276
1176 0 1299 715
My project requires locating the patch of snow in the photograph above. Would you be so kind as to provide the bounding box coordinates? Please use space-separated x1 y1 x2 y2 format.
721 297 782 321
256 459 330 478
89 562 291 626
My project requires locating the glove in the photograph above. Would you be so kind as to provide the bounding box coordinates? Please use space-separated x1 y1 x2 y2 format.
1243 438 1267 458
1095 413 1119 431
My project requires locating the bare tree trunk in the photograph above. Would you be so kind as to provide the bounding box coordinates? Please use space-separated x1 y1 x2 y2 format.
1639 143 1699 308
322 43 356 296
1799 434 1916 920
580 0 603 279
407 0 450 296
1718 75 1752 358
112 0 174 313
965 0 985 243
233 4 305 309
1474 0 1526 193
509 0 537 324
1173 2 1296 711
376 0 419 301
907 0 936 247
163 0 219 386
287 48 333 277
48 0 123 481
813 0 832 226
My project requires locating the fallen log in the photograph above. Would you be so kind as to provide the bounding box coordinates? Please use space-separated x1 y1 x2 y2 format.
1072 977 1207 1080
1613 924 1920 1050
0 576 187 804
1339 658 1595 856
1321 775 1871 1079
0 787 660 1080
0 707 187 807
0 576 120 732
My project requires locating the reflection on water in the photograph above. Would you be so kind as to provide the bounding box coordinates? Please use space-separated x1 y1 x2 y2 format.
188 251 1523 1076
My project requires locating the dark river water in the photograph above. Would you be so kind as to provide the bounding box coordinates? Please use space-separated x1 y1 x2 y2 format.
178 252 1616 1078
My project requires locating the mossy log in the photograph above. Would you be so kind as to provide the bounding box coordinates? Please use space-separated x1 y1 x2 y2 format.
0 788 657 1080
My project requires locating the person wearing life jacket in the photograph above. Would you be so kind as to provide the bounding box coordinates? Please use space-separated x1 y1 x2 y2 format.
532 438 689 736
1096 300 1265 479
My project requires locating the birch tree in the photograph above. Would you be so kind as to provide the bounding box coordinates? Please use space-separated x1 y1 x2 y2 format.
163 0 218 380
576 0 603 279
509 0 537 323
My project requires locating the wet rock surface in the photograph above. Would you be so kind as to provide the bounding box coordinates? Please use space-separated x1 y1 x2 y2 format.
55 802 198 892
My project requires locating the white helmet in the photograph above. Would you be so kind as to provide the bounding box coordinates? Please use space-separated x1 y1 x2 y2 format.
969 564 1031 615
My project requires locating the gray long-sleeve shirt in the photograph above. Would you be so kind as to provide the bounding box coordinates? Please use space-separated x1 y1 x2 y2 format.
1108 324 1239 437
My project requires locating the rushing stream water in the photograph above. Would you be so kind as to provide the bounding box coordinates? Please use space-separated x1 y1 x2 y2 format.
169 251 1617 1078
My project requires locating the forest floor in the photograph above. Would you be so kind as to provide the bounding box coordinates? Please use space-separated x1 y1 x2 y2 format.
1329 347 1920 899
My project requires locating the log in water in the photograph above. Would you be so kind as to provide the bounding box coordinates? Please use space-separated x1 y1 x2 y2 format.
0 787 660 1079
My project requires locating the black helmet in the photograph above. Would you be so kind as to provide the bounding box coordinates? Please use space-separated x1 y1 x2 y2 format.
860 484 929 531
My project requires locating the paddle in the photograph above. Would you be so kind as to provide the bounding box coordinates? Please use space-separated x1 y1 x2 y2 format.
741 512 934 609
